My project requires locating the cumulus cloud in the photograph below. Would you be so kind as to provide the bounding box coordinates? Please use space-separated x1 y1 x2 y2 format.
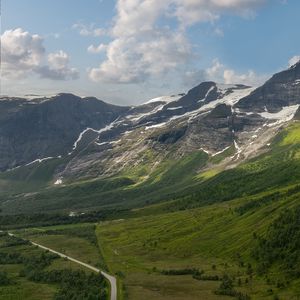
36 51 79 80
89 0 189 83
1 28 45 77
184 58 268 87
87 43 107 54
288 55 300 68
89 30 191 83
206 58 225 81
1 28 79 80
206 58 267 86
72 23 106 37
174 0 267 26
88 0 266 84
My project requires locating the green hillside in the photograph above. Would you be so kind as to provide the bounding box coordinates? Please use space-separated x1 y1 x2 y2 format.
1 122 300 299
10 184 300 299
2 122 300 217
96 187 300 299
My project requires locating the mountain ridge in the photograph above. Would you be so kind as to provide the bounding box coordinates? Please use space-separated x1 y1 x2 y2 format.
1 62 300 215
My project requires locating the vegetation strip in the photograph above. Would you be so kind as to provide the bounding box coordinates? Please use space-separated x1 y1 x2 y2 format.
3 232 117 300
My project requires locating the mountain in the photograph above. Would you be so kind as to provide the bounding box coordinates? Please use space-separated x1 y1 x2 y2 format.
1 62 300 214
0 93 129 171
236 60 300 112
2 61 300 300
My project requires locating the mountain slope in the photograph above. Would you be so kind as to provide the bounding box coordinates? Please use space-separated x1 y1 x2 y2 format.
2 120 300 216
1 62 300 214
47 63 300 184
0 93 129 171
236 61 300 112
96 180 300 300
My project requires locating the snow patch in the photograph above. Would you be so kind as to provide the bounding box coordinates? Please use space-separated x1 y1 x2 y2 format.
7 166 21 172
72 128 95 150
166 106 183 110
144 94 183 104
7 155 62 171
254 127 262 133
233 140 242 160
258 105 299 127
122 130 133 136
145 122 167 130
212 146 231 157
185 87 254 122
26 157 55 166
95 139 120 146
71 118 120 154
200 148 210 155
197 86 215 103
95 141 109 146
54 178 63 185
126 104 165 122
197 87 255 113
110 140 121 144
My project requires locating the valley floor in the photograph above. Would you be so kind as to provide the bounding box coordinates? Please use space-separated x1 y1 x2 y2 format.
8 188 300 300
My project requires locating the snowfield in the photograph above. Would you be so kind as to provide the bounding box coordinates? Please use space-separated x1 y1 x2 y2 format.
259 105 299 123
144 94 184 104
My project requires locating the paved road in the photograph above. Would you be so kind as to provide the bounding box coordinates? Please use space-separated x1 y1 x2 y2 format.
1 231 117 300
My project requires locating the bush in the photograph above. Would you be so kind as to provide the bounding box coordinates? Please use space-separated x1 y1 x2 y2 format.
193 274 220 281
0 271 10 286
214 274 251 299
0 252 23 264
160 268 202 276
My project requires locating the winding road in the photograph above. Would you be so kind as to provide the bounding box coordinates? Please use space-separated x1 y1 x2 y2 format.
3 232 117 300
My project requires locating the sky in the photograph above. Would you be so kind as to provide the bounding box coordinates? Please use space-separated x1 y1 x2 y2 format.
1 0 300 105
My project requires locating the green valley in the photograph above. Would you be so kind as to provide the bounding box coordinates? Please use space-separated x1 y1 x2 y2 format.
1 121 300 298
2 3 300 299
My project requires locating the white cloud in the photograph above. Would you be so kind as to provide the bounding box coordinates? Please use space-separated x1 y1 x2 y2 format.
89 0 189 83
36 51 79 80
48 50 70 69
72 23 106 37
288 55 300 68
1 28 79 81
206 58 225 80
185 58 268 87
89 0 266 84
174 0 267 26
87 43 107 54
207 58 267 86
223 69 256 84
89 30 191 83
1 28 45 77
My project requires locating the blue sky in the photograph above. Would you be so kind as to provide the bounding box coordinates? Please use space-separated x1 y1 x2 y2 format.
1 0 300 105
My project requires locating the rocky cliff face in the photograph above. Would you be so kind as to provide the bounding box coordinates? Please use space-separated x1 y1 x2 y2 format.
1 63 300 183
0 94 129 171
236 61 300 112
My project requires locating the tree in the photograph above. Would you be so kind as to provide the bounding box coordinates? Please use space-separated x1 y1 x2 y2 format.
220 274 233 291
0 271 10 285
